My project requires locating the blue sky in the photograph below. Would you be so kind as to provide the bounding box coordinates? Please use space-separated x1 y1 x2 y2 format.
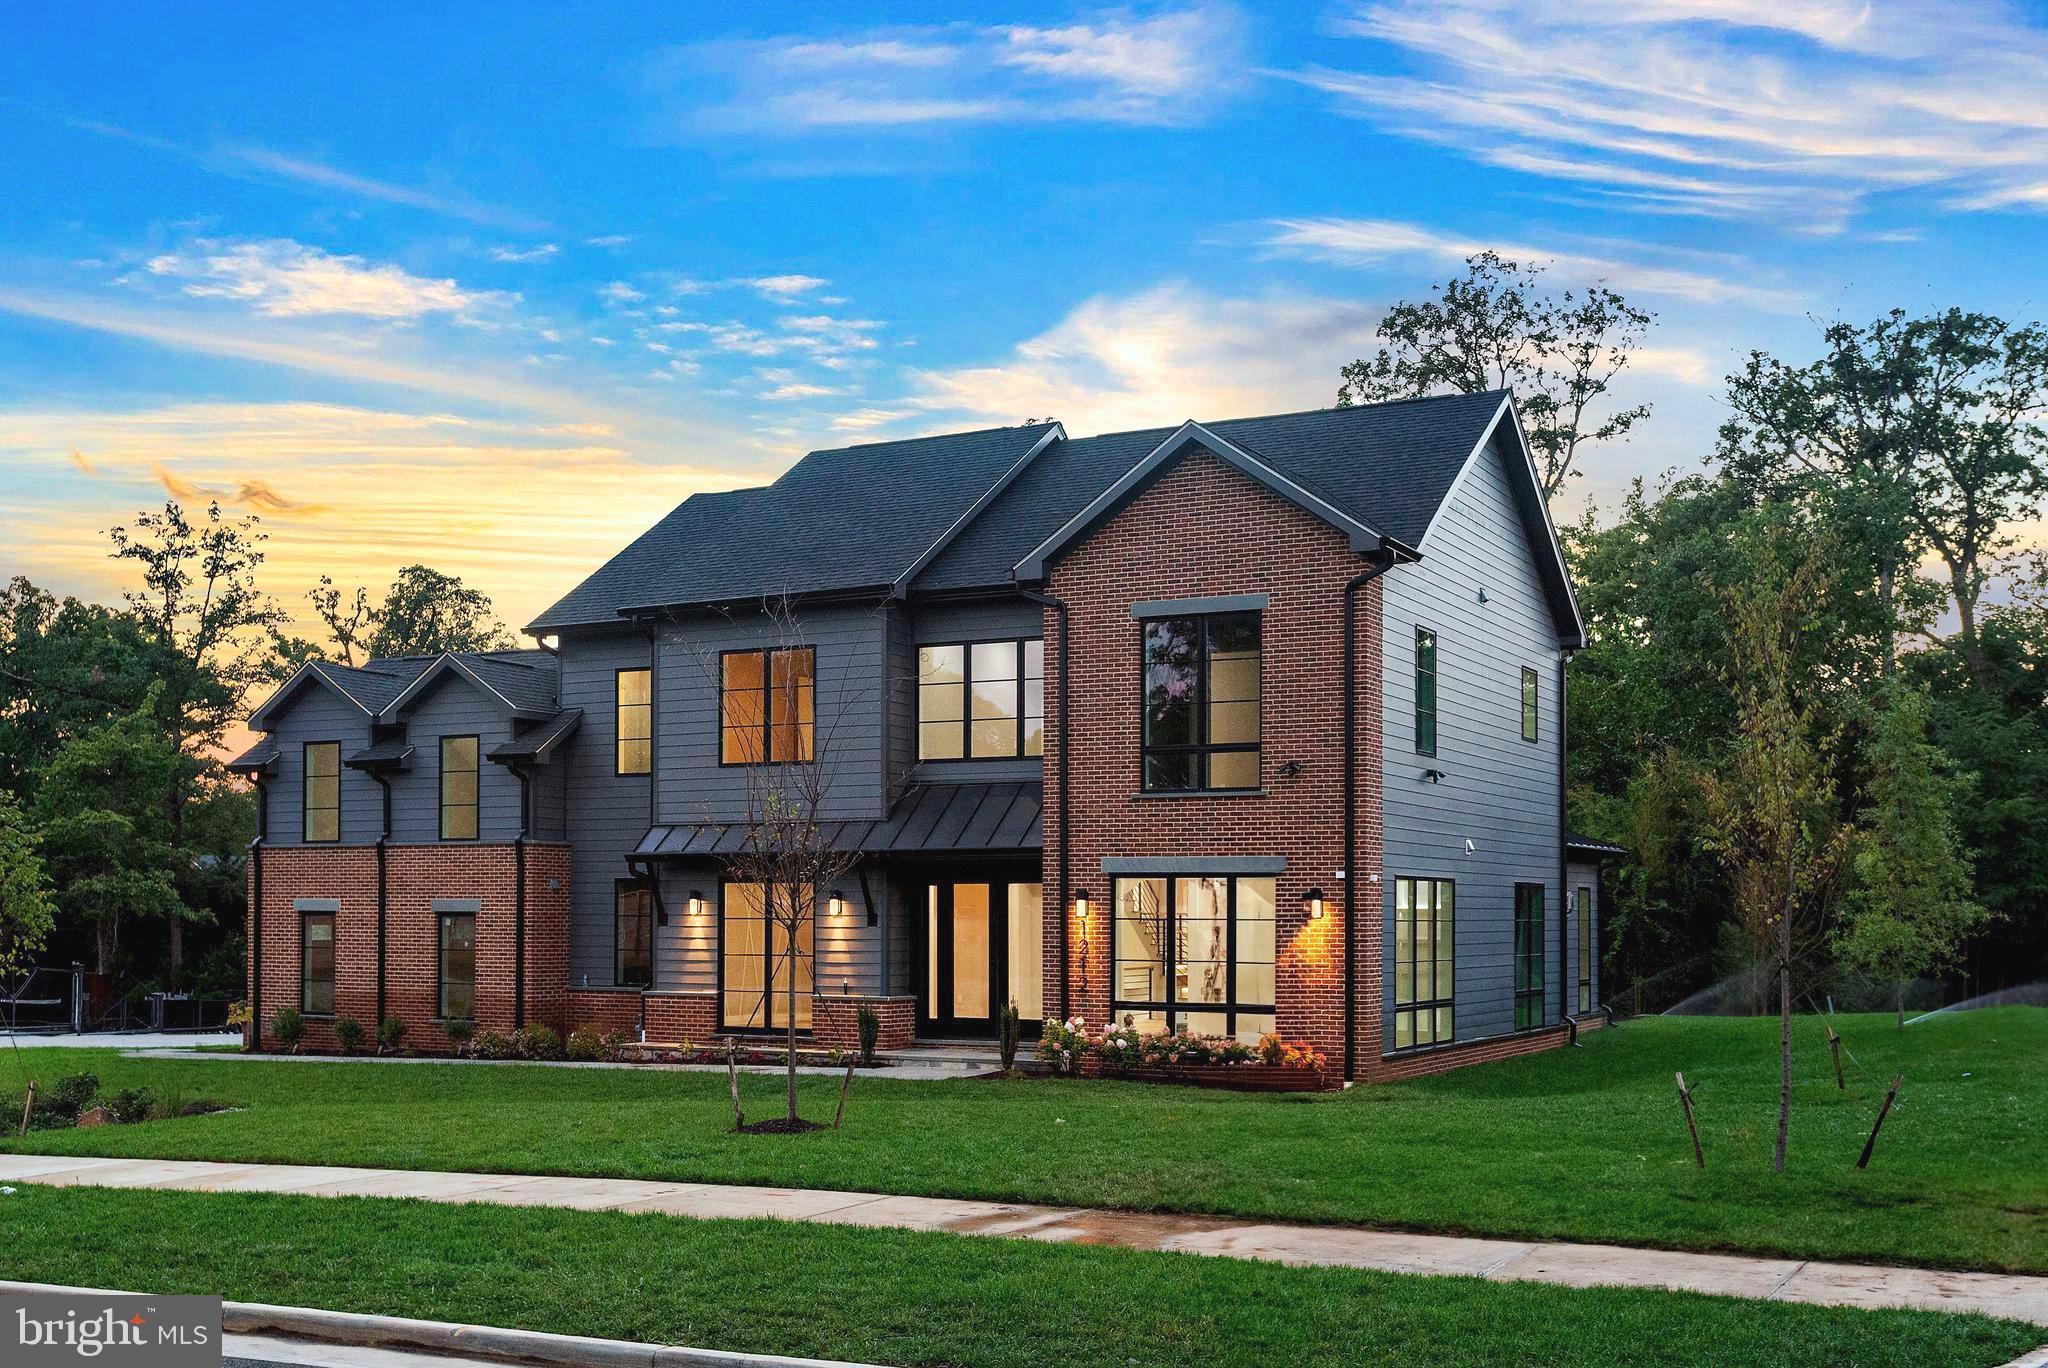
3 1 2045 629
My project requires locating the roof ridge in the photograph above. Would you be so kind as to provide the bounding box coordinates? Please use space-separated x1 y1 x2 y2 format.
799 420 1057 458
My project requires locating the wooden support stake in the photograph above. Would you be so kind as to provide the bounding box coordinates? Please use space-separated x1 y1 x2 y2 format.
1826 1025 1845 1091
1676 1071 1705 1169
833 1058 855 1130
1857 1074 1903 1170
17 1080 34 1138
725 1039 744 1130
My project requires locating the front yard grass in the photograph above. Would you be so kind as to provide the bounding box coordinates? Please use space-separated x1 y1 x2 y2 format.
1 1007 2041 1274
0 1186 2033 1368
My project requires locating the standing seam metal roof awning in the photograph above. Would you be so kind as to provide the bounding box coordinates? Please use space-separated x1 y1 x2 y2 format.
634 781 1042 859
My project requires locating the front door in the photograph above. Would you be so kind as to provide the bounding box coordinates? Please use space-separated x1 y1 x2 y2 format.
921 878 1042 1037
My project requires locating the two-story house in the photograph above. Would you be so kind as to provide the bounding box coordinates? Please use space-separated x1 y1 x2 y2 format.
234 390 1615 1081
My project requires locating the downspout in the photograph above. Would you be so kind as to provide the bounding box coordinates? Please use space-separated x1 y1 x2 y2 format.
512 762 532 1031
1019 587 1070 1020
1342 545 1402 1083
247 776 268 1048
367 770 393 1029
1557 652 1570 1032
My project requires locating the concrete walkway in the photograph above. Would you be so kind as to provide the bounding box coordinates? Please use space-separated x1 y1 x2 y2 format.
4 1154 2044 1328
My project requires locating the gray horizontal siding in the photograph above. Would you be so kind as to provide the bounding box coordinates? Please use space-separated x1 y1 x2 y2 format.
1567 860 1601 1013
387 678 523 844
258 691 378 846
1381 433 1566 1050
905 596 1046 785
558 628 655 988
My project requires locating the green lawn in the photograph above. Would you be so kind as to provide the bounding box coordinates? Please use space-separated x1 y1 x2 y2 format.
2 1008 2041 1274
0 1186 2033 1368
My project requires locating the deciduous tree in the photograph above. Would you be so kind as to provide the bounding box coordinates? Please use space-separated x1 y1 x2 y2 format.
367 565 514 659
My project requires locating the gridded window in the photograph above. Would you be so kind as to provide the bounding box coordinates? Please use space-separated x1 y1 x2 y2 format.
721 648 814 764
1576 886 1594 1013
1110 875 1275 1043
917 639 1044 760
439 735 479 840
1141 612 1261 792
1414 628 1438 756
1515 883 1547 1030
303 742 340 843
720 882 812 1030
1521 666 1540 742
438 909 476 1020
616 668 651 775
1393 877 1454 1048
616 883 653 987
300 908 335 1015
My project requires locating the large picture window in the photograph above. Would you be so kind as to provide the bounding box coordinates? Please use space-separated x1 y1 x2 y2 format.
303 741 340 843
615 882 653 987
720 882 812 1030
616 668 651 775
1576 885 1594 1013
1414 628 1438 756
1515 883 1546 1030
721 648 815 765
300 907 335 1015
438 906 476 1020
1111 875 1275 1043
917 638 1044 760
1393 877 1454 1048
439 735 479 840
1141 612 1261 792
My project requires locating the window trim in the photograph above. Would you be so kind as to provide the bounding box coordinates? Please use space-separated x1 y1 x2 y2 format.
438 734 481 842
302 740 341 844
1521 665 1540 743
1414 627 1438 757
715 877 815 1033
915 636 1045 762
1138 610 1263 795
1514 882 1547 1031
614 878 654 988
614 667 652 777
1108 874 1277 1041
435 904 478 1022
1391 876 1456 1051
717 646 817 768
299 906 336 1018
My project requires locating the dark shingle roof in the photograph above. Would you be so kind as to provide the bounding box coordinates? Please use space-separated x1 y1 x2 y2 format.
458 651 559 713
345 738 415 768
489 709 583 763
226 737 281 774
1567 831 1630 860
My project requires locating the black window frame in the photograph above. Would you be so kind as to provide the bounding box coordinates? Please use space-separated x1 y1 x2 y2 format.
718 647 816 767
1392 876 1455 1050
302 740 341 844
1108 874 1277 1041
716 878 814 1032
437 907 477 1022
1139 610 1262 795
1576 885 1594 1013
1521 666 1540 743
615 667 652 776
1514 882 1546 1031
1414 627 1438 757
300 907 336 1017
614 879 653 988
438 734 480 841
915 637 1045 761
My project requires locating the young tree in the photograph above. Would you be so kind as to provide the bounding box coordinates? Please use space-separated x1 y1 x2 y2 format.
1838 684 1985 1024
1695 542 1854 1173
1337 250 1654 498
0 793 56 984
367 565 514 658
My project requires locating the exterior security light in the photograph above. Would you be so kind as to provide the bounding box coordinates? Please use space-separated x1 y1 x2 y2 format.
1304 887 1327 919
1073 889 1092 920
828 890 847 918
687 890 706 917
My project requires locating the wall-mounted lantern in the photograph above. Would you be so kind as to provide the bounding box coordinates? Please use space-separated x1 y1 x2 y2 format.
686 889 706 918
827 889 847 918
1073 888 1092 921
1303 887 1327 920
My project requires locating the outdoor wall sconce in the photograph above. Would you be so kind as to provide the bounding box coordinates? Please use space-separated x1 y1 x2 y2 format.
1073 889 1092 920
1303 887 1327 919
686 890 706 917
827 890 847 918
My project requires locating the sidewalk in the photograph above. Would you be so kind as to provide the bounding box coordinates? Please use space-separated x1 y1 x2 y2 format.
4 1154 2044 1328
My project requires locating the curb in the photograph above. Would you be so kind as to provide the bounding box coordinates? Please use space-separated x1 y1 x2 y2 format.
0 1281 883 1368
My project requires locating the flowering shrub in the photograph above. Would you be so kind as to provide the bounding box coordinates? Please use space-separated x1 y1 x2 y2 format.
1036 1016 1088 1074
1257 1032 1328 1071
1097 1021 1145 1072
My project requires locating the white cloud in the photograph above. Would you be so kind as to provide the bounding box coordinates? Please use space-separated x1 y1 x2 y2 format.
760 381 844 401
142 239 508 320
585 234 634 247
599 280 645 305
1305 0 2048 229
750 274 829 300
830 407 910 431
489 243 559 263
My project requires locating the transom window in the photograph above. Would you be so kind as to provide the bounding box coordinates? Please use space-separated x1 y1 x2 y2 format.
615 882 653 987
1576 886 1594 1013
1414 628 1438 756
1521 666 1539 742
303 741 340 843
300 908 335 1015
616 668 651 775
1111 875 1275 1043
1141 612 1261 792
439 735 479 840
917 639 1044 760
721 648 815 765
720 882 812 1030
438 907 476 1020
1393 877 1454 1048
1514 883 1546 1030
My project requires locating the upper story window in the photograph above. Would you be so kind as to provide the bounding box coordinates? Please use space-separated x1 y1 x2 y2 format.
1141 612 1260 793
303 742 340 843
440 735 479 840
721 648 815 765
1414 627 1438 756
1521 666 1539 742
616 668 651 775
918 639 1044 761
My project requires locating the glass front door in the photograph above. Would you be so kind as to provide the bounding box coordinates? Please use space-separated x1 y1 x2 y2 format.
922 878 1041 1037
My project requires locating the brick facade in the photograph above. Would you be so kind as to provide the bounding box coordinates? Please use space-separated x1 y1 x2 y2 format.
1042 450 1387 1075
1358 1022 1574 1083
812 994 918 1052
